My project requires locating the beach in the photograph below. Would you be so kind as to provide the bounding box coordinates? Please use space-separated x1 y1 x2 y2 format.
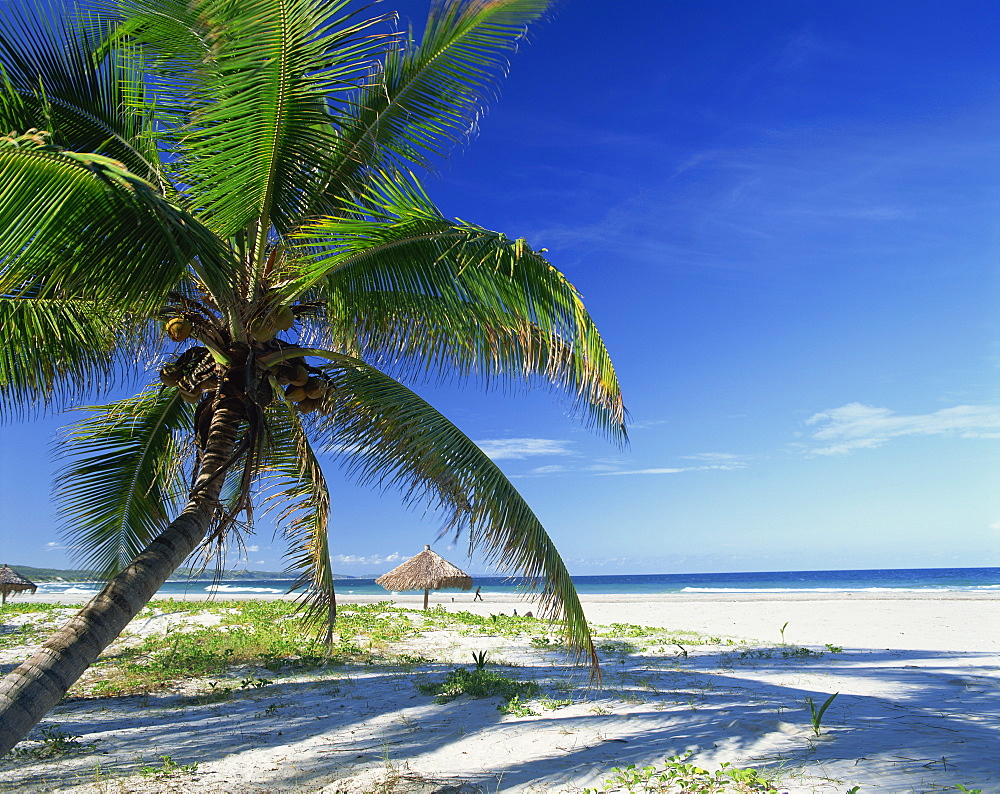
1 590 998 792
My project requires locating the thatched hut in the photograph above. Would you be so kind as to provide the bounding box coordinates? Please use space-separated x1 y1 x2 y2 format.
0 565 37 605
376 545 472 610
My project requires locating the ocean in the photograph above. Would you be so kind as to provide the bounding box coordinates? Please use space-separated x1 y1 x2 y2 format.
32 566 1000 598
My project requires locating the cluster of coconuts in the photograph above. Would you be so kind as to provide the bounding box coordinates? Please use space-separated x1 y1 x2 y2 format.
250 305 295 342
271 359 330 413
158 360 218 403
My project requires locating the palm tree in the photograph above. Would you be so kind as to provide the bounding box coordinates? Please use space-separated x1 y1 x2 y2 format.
0 0 625 755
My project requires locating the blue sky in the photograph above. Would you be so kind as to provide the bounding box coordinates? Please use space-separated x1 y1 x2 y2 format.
2 0 999 576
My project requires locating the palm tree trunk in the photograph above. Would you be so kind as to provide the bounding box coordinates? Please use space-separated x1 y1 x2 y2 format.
0 396 245 757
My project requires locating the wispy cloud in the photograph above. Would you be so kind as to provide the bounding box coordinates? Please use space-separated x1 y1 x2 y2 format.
598 467 689 476
331 552 403 566
681 452 751 469
474 438 574 460
804 402 1000 455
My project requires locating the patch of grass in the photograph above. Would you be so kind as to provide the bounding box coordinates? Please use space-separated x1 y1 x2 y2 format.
583 753 778 793
597 639 639 657
75 600 415 696
416 666 540 707
419 607 542 637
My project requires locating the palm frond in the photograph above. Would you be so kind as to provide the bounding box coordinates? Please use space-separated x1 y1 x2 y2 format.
0 295 158 420
290 173 625 440
0 0 163 185
157 0 388 243
309 354 597 668
54 387 195 580
0 135 233 309
320 0 550 204
258 401 336 638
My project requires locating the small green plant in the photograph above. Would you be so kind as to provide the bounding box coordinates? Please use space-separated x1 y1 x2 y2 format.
825 643 844 654
779 621 789 644
805 691 839 736
472 650 489 670
538 696 573 710
499 694 537 716
845 787 861 793
13 725 83 759
140 755 199 777
582 753 776 793
416 666 540 707
954 786 983 793
240 676 271 689
781 646 822 659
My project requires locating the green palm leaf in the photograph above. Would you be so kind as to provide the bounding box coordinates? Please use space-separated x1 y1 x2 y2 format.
0 295 155 419
55 388 195 579
0 0 163 185
258 402 336 638
309 354 598 668
0 135 233 307
291 173 626 439
321 0 550 204
158 0 386 244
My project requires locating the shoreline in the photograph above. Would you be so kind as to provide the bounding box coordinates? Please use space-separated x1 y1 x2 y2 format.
13 588 1000 653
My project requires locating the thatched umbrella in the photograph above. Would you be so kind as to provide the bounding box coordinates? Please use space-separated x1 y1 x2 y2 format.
0 565 37 605
376 545 472 610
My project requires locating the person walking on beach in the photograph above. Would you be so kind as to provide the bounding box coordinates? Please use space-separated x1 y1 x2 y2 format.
473 586 483 601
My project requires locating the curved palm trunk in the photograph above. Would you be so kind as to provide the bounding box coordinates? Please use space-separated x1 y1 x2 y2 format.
0 397 245 757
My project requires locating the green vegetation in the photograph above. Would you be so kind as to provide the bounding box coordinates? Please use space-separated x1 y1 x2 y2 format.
805 692 840 737
10 726 84 760
417 666 541 709
139 755 199 778
78 600 413 696
583 754 777 793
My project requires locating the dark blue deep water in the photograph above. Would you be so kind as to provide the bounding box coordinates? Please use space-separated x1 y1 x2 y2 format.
35 566 1000 598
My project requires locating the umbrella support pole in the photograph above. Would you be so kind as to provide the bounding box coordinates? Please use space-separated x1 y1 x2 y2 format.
423 588 429 610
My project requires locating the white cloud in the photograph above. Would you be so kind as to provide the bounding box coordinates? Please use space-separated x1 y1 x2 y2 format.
245 545 260 553
804 402 1000 455
681 452 750 469
990 521 1000 533
474 438 574 460
598 467 689 476
331 553 403 566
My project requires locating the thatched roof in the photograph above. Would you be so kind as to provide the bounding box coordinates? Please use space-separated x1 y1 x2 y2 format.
376 546 472 592
0 564 37 598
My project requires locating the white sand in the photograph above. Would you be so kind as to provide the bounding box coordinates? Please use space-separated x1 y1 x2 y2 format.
2 591 998 792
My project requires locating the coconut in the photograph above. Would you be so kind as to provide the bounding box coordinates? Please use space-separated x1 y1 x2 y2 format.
250 317 277 342
305 378 327 400
159 365 181 387
289 364 310 386
179 390 202 404
285 385 307 403
296 397 318 413
165 317 192 342
272 305 295 331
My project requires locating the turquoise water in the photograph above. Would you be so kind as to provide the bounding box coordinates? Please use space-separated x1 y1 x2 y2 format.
33 566 1000 598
